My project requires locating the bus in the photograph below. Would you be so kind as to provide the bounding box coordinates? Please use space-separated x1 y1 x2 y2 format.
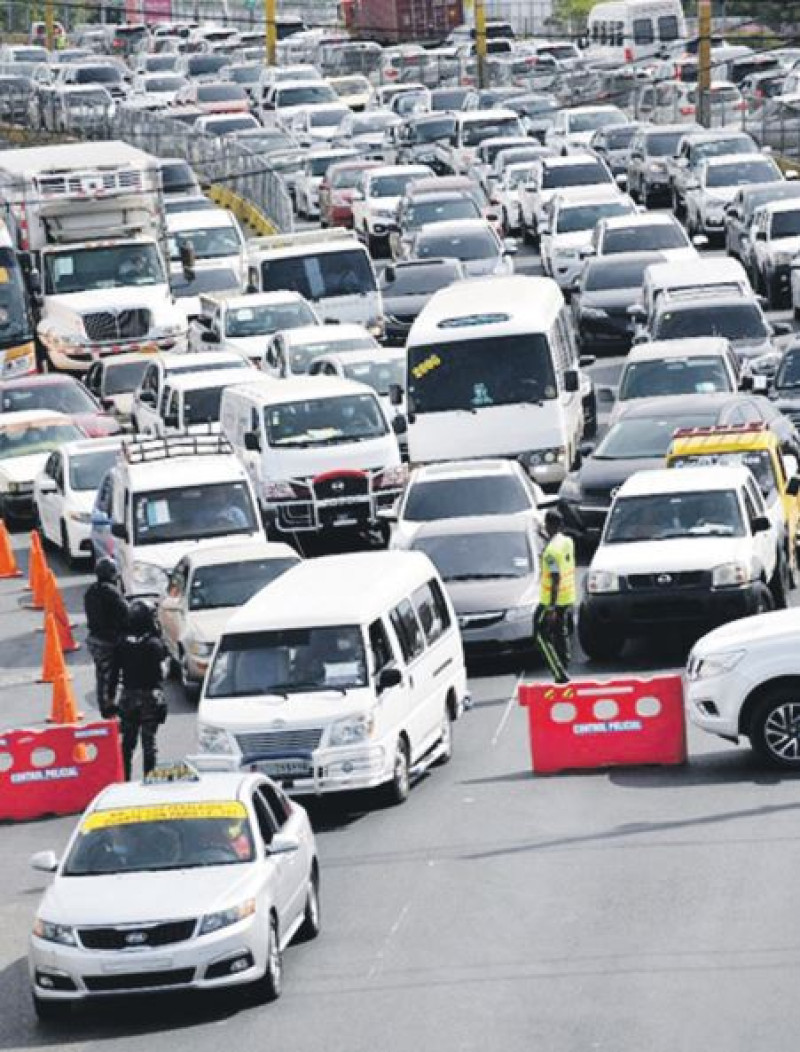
403 275 585 487
0 221 35 379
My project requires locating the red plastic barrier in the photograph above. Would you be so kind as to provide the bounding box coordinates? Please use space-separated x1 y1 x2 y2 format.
518 676 687 775
0 721 123 821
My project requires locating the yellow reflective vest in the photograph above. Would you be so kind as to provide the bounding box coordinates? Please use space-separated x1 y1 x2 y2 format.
540 532 576 607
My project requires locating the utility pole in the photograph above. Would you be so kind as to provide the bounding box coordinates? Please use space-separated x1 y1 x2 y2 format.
45 0 55 51
697 0 712 128
475 0 487 90
265 0 277 66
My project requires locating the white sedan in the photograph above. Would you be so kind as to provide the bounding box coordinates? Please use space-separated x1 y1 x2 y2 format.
29 766 319 1021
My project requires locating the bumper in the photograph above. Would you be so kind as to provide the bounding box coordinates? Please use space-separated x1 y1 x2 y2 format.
267 489 401 534
43 335 184 374
685 673 742 739
241 743 391 795
29 916 267 1001
582 582 765 636
0 488 35 518
459 612 532 652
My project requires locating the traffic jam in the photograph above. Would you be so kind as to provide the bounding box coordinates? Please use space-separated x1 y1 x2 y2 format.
4 0 800 1037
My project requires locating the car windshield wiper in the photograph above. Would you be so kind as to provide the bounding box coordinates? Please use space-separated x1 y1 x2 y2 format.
268 681 348 696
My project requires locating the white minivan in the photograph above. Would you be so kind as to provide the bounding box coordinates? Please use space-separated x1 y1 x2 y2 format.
197 550 469 802
155 367 252 436
403 275 586 487
220 374 405 537
585 0 687 65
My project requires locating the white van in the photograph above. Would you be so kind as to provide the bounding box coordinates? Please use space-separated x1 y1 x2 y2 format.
197 550 469 802
639 256 752 326
167 208 247 284
246 229 383 337
156 367 253 435
403 275 585 487
586 0 687 65
220 375 405 537
99 434 266 598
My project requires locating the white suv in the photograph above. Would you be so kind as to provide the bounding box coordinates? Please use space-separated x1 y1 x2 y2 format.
351 165 432 254
578 464 783 661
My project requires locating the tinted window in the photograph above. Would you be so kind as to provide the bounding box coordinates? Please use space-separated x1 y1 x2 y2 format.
381 262 460 296
605 489 744 543
261 248 376 300
597 414 719 459
188 557 298 610
542 163 611 189
654 303 768 341
369 618 395 673
390 599 425 662
659 15 679 41
633 18 654 44
404 475 529 520
584 256 658 291
412 579 450 643
620 358 732 400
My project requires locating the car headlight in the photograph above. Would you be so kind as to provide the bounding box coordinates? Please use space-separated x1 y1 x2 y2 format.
647 161 666 173
188 640 214 658
711 561 752 588
525 447 567 468
688 649 746 681
581 306 608 319
131 561 168 591
264 480 298 501
68 510 92 524
2 343 35 378
375 464 407 490
7 480 33 494
199 899 256 936
329 713 374 747
33 919 76 946
506 603 535 622
586 570 620 594
198 724 235 755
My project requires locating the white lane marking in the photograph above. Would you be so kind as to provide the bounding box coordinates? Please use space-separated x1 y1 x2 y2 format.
490 673 524 747
367 898 413 979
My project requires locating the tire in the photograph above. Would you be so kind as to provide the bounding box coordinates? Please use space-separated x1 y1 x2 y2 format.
750 686 800 769
752 580 774 616
435 707 453 766
770 554 790 610
767 274 784 311
296 865 321 943
383 737 410 805
253 914 282 1003
60 521 78 571
32 994 72 1024
578 607 625 662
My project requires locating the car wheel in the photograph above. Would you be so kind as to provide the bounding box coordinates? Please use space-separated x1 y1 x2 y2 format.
383 737 410 805
577 608 625 662
32 993 72 1024
435 706 453 766
750 687 800 769
253 914 282 1003
770 553 790 609
296 865 321 942
60 521 79 571
752 580 774 616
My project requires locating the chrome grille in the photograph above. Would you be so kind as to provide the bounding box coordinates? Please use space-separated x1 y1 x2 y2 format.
78 920 196 950
626 571 709 590
83 308 151 342
236 728 323 759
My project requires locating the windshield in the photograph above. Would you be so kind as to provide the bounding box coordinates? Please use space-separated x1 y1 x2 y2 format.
202 116 256 134
406 198 480 228
309 153 346 177
188 556 298 610
654 302 768 341
543 163 611 189
556 200 633 234
412 117 455 142
605 489 745 543
415 229 497 261
69 447 119 491
104 359 149 395
371 174 420 198
351 113 395 134
383 263 460 295
171 268 240 299
569 110 623 132
189 56 226 73
771 211 800 238
596 414 718 460
341 358 404 394
228 65 260 83
707 161 778 187
620 358 732 401
207 625 368 697
409 333 556 413
278 84 334 105
415 530 533 580
144 76 183 91
695 136 756 161
776 349 800 388
63 803 255 875
226 301 316 337
0 422 82 460
584 257 657 291
604 126 637 149
288 337 373 373
0 381 95 415
197 84 244 102
404 475 529 521
265 393 386 447
646 131 684 157
310 109 346 128
0 248 32 343
133 481 258 545
461 117 521 146
260 248 376 300
169 225 241 261
331 166 370 189
603 222 686 253
670 448 777 501
45 244 164 294
75 67 121 83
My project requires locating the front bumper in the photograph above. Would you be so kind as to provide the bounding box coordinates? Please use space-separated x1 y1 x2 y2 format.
239 743 391 795
42 334 184 373
685 671 743 740
577 311 634 349
458 611 532 653
267 488 401 534
582 582 765 637
0 487 35 518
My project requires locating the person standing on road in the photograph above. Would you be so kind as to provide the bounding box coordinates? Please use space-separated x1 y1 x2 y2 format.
117 601 168 780
83 557 129 718
534 509 576 684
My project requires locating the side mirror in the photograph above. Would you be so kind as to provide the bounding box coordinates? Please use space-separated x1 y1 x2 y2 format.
163 412 179 429
564 368 580 393
30 850 59 873
578 440 595 458
786 169 799 181
752 374 769 393
201 329 220 344
383 265 396 283
244 429 261 452
377 666 402 692
783 454 799 479
773 322 792 336
615 173 628 187
391 414 407 436
111 522 129 541
388 382 403 407
139 388 156 406
739 373 754 391
579 354 596 368
751 514 771 534
28 268 42 296
684 178 699 191
100 396 115 410
755 229 767 241
91 510 111 527
268 833 300 855
38 477 58 494
786 474 800 497
597 385 615 404
179 239 196 280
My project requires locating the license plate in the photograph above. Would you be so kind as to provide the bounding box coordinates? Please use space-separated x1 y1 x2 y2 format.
256 759 312 779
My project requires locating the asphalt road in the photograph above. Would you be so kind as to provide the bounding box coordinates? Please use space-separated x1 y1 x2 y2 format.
2 234 800 1052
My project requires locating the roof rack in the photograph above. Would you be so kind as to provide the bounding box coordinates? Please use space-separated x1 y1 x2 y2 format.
122 434 233 464
248 228 355 255
672 423 768 439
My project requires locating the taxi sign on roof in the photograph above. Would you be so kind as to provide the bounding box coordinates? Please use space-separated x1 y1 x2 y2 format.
82 801 247 832
143 760 200 785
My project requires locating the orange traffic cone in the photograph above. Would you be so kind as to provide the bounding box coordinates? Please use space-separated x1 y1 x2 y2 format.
40 612 66 684
0 521 21 578
44 570 79 652
47 669 84 724
26 531 47 609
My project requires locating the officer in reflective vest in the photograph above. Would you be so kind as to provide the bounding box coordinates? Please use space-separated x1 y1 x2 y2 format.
534 509 576 684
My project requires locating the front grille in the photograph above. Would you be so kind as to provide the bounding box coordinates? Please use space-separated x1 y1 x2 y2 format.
631 598 705 620
236 728 323 760
78 920 196 951
459 611 505 630
83 308 151 342
313 472 369 501
626 571 709 591
83 968 194 992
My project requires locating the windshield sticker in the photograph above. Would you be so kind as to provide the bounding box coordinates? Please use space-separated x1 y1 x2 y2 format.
147 499 171 527
472 382 493 407
82 801 247 831
411 352 441 380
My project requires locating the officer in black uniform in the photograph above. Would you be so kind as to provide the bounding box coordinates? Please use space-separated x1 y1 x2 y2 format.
117 601 168 780
83 557 129 718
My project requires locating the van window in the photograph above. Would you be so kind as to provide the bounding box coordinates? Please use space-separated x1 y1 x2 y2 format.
390 600 425 662
633 18 654 45
659 15 679 41
369 619 395 673
257 782 290 826
260 248 376 301
413 579 451 644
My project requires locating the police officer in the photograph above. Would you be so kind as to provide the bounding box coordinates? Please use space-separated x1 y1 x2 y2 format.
83 557 129 718
117 601 168 780
534 509 576 684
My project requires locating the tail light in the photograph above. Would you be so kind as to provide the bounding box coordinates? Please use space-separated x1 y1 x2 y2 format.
624 46 633 63
679 105 695 116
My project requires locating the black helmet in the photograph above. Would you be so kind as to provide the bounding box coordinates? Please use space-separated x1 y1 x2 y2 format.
95 557 118 584
128 600 156 636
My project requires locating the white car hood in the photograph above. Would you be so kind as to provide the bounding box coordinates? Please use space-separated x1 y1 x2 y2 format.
551 231 591 254
273 436 399 478
40 865 258 926
46 284 173 313
703 186 739 205
137 533 262 573
202 685 375 731
186 607 239 644
1 453 50 484
770 235 800 255
224 334 269 360
592 536 750 575
693 607 800 656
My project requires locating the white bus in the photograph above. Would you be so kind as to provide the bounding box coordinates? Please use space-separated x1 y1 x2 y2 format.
402 275 585 487
586 0 687 65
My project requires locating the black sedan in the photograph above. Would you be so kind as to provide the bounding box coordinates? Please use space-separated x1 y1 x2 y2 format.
572 251 665 353
380 258 465 345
